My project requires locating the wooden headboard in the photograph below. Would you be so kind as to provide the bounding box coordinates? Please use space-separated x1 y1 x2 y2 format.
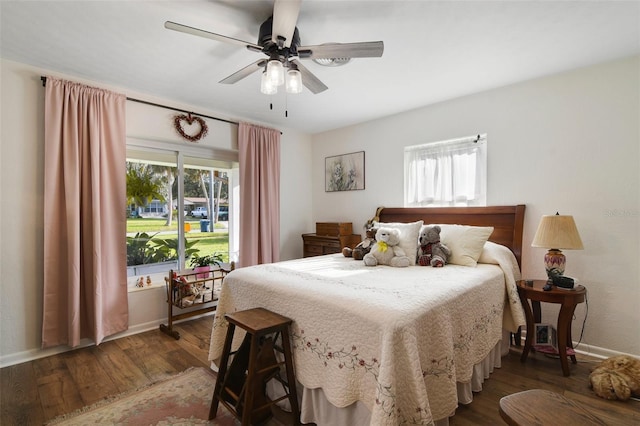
377 205 526 267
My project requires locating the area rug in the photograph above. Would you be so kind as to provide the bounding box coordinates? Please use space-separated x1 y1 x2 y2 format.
47 367 238 425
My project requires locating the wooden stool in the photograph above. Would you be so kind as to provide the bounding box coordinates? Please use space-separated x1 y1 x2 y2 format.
209 307 300 425
499 389 606 425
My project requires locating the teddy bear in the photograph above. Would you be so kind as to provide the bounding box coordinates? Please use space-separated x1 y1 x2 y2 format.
363 227 411 267
417 225 451 267
589 355 640 401
342 227 377 260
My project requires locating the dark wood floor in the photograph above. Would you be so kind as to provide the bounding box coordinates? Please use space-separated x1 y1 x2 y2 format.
1 316 638 425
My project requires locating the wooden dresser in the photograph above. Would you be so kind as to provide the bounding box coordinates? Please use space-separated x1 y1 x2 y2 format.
302 233 362 257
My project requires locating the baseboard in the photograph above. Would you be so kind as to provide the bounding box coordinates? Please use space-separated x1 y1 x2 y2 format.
518 331 638 360
572 343 639 360
3 320 636 369
0 313 214 369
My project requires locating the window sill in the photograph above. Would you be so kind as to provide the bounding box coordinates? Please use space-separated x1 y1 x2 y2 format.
128 282 164 293
127 272 167 293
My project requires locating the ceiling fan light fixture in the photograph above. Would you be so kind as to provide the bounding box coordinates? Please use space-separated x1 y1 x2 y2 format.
312 57 351 67
286 68 303 94
261 71 277 95
166 2 384 98
266 59 285 86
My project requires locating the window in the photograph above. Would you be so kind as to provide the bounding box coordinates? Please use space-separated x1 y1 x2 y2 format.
125 141 239 289
404 134 487 207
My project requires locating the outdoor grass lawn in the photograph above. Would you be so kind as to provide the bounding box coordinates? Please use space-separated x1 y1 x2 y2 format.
127 218 230 262
185 232 230 262
127 218 226 233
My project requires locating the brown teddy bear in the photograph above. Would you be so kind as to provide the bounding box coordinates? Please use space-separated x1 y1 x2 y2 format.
417 225 451 267
342 228 377 260
589 355 640 401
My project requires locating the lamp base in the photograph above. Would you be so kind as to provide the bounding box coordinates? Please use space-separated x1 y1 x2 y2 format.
544 249 565 278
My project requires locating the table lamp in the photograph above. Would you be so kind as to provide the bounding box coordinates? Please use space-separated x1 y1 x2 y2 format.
531 212 584 278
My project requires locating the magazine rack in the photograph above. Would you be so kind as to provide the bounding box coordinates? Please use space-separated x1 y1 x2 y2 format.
160 263 234 340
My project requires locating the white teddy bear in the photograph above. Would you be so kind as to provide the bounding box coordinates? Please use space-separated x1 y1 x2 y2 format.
363 227 411 267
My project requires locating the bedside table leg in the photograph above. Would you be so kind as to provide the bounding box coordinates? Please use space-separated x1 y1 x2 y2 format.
565 309 578 365
519 295 536 362
557 302 578 376
532 300 542 323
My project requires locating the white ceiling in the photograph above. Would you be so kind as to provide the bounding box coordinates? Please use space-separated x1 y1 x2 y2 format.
1 1 639 134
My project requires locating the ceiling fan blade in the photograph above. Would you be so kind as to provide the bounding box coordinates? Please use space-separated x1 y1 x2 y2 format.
165 21 262 52
219 59 267 84
272 0 301 48
291 59 328 94
298 41 384 59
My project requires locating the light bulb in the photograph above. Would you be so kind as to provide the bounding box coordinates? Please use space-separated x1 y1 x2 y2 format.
286 69 303 94
266 59 284 86
261 71 277 95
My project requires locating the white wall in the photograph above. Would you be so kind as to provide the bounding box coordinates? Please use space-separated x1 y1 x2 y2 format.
311 56 640 357
0 59 313 366
2 55 637 366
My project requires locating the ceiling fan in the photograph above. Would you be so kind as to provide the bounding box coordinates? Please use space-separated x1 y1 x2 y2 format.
165 0 384 95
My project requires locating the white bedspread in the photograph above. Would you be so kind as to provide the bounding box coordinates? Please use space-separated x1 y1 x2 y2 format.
209 242 525 425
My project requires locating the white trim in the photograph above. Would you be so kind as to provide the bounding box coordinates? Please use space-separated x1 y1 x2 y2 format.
0 312 216 368
404 134 486 152
2 321 634 369
519 331 638 360
127 136 239 164
127 281 165 292
573 343 638 360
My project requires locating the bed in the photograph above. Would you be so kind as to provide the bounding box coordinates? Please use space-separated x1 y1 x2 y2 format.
209 205 526 425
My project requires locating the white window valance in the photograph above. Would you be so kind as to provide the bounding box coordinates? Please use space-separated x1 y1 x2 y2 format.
404 134 487 207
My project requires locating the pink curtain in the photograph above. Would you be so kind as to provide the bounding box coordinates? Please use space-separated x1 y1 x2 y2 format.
238 122 281 267
42 77 128 348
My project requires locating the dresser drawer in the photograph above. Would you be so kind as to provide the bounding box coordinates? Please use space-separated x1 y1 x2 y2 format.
321 239 341 249
322 244 342 254
302 233 361 258
304 243 324 256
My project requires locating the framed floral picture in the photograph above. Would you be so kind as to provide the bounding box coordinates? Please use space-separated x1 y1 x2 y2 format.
325 151 365 192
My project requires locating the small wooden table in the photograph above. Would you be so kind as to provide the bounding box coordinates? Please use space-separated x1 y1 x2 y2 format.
517 279 586 376
499 389 605 425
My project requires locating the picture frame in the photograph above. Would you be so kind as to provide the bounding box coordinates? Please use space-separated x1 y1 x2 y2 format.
534 323 557 348
325 151 365 192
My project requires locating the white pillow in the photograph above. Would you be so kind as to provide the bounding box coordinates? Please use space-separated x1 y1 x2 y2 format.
373 220 423 265
437 224 494 267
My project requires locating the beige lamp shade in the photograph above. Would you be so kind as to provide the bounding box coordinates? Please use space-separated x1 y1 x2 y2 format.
532 214 584 250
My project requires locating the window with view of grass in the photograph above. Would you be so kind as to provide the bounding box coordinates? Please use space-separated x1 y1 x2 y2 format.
126 143 238 289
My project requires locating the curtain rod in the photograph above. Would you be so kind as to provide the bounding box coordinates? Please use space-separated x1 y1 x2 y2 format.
40 76 239 126
127 98 240 127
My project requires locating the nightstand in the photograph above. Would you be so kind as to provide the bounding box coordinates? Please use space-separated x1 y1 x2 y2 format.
517 279 586 376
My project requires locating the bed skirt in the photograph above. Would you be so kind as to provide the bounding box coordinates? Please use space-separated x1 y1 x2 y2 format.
214 335 509 425
262 330 510 426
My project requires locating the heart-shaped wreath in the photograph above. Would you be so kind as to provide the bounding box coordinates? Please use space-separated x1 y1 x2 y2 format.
173 113 209 142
